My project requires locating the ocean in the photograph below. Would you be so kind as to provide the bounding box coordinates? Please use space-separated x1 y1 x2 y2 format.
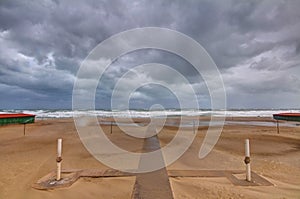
0 109 299 119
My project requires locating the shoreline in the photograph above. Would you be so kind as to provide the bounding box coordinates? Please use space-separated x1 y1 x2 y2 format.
36 116 300 128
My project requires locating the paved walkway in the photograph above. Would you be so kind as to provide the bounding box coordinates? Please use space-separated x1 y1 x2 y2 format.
131 135 174 199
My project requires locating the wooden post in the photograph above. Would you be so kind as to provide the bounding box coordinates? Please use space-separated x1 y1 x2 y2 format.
23 123 26 136
56 138 62 181
193 120 196 134
244 139 251 182
110 122 113 134
276 120 279 134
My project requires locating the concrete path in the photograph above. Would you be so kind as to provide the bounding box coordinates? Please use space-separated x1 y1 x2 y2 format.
131 135 174 199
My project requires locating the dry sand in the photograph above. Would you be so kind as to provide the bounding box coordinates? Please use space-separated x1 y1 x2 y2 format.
0 117 299 199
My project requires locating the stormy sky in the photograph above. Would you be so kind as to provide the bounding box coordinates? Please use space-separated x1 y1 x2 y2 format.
0 0 300 110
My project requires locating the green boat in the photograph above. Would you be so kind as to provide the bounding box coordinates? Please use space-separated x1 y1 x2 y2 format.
273 113 300 122
0 113 36 125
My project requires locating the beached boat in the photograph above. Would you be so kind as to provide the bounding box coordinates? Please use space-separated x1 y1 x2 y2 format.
273 113 300 122
0 113 36 125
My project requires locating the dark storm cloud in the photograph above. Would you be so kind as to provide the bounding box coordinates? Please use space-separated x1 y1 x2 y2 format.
0 0 299 109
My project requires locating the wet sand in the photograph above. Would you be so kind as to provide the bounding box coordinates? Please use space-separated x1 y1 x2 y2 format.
0 117 300 198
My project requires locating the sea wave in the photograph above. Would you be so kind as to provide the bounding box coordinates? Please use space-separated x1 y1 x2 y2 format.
0 109 299 118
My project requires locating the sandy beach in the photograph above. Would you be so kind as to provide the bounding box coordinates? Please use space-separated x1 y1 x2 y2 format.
0 117 300 199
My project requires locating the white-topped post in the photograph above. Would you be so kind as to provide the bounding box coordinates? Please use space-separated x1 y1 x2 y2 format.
57 138 62 157
245 139 251 182
56 138 62 181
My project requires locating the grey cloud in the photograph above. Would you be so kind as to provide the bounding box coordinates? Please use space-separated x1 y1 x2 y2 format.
0 0 300 109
